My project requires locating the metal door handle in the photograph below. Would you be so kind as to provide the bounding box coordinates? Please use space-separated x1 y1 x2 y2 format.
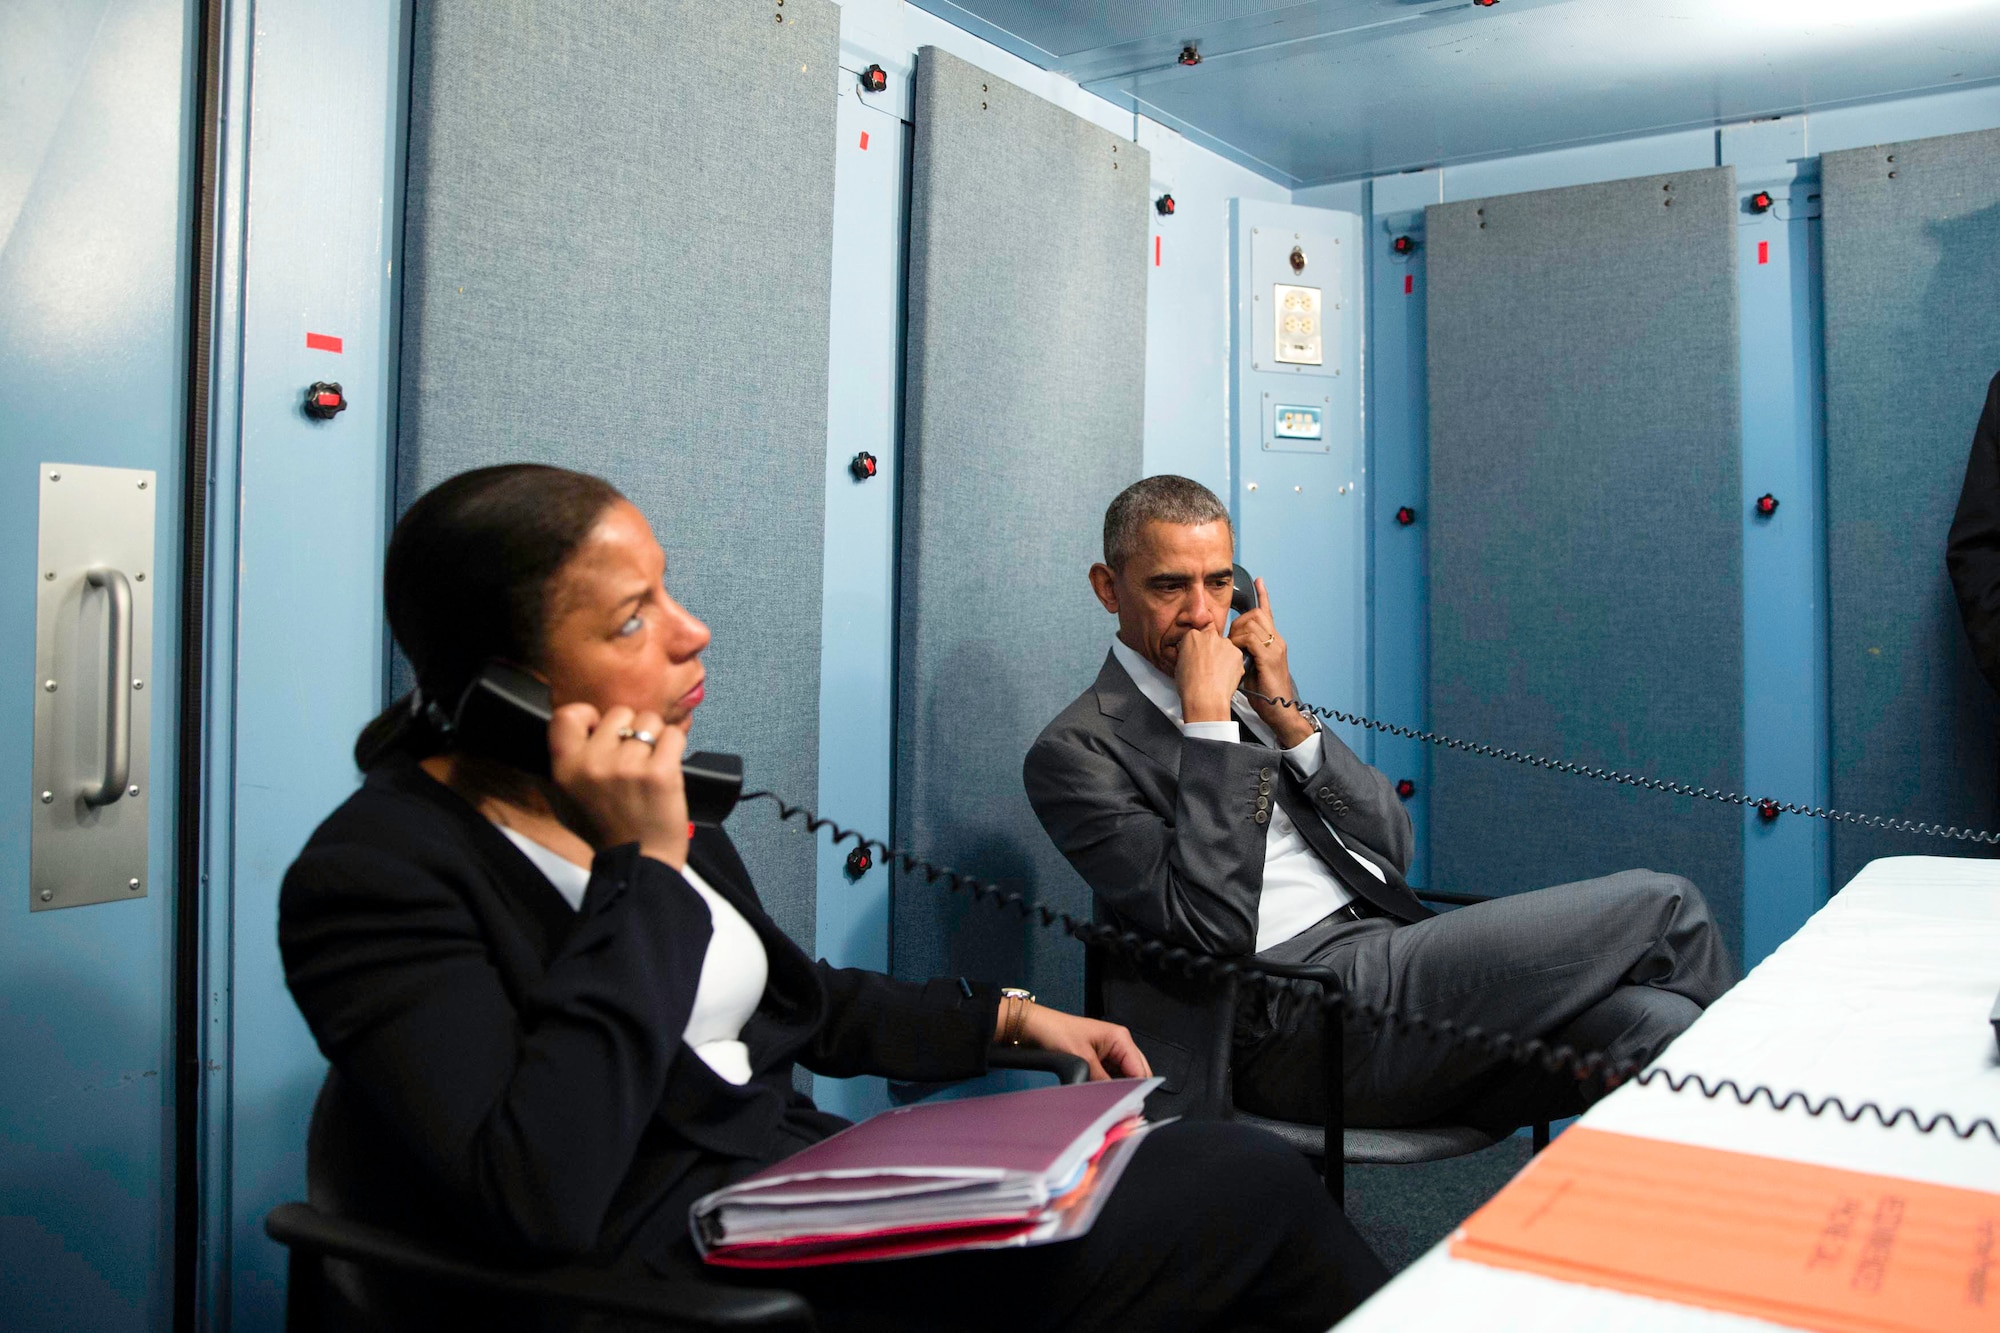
82 567 133 807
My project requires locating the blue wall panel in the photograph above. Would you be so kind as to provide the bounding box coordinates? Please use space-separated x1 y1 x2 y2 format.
205 0 408 1322
893 47 1147 1006
397 0 839 957
810 82 908 1122
1821 127 2000 889
1229 200 1369 758
821 0 1304 1109
1425 168 1746 951
1362 172 1437 889
1725 141 1832 964
1352 85 2000 966
1142 121 1292 495
0 2 193 1326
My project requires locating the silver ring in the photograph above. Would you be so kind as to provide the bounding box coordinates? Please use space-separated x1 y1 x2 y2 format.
617 727 659 747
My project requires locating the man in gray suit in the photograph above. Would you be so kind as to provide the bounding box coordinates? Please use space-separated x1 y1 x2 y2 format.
1024 475 1736 1131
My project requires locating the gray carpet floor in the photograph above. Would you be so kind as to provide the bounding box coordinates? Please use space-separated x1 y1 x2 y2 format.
1339 1133 1540 1274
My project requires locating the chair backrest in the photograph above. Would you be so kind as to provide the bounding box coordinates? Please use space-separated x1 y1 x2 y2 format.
305 1073 522 1328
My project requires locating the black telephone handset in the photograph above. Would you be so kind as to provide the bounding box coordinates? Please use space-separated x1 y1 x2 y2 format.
1230 564 1261 680
451 662 744 827
1230 563 1258 616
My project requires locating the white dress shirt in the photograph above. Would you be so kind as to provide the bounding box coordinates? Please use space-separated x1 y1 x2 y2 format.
1108 638 1385 952
499 826 768 1085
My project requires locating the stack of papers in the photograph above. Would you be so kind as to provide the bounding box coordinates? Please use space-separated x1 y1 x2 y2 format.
1452 1126 2000 1332
692 1077 1162 1268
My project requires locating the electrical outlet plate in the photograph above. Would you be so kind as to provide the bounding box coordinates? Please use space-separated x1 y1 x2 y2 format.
1249 225 1343 378
1273 284 1323 365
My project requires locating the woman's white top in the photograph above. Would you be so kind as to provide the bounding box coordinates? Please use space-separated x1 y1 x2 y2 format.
498 826 769 1085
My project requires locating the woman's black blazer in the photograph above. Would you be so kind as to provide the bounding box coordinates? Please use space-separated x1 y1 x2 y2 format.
278 752 1003 1272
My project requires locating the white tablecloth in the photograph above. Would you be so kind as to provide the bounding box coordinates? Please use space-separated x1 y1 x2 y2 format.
1337 856 2000 1331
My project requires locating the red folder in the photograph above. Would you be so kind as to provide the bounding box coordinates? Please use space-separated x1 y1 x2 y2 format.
692 1077 1162 1268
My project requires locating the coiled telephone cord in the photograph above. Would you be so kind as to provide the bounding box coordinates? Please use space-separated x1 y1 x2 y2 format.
737 789 2000 1146
1245 690 2000 846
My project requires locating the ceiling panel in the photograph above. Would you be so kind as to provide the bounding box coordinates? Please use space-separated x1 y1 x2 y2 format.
909 0 1298 57
912 0 2000 185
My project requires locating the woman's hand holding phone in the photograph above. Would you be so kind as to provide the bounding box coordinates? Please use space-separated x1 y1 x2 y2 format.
548 703 692 870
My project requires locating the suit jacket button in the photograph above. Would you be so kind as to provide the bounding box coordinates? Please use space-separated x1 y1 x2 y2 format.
1253 810 1269 825
1257 780 1272 795
1317 786 1333 799
1333 801 1349 816
1260 767 1276 781
1256 796 1270 811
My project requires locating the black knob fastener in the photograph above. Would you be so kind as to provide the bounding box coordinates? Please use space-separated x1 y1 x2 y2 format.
1755 493 1779 517
1757 799 1781 823
1391 235 1417 256
1178 44 1202 66
850 452 879 481
844 846 874 879
1748 190 1774 214
304 382 347 420
1156 193 1176 217
860 63 888 93
1395 779 1416 800
1395 506 1418 527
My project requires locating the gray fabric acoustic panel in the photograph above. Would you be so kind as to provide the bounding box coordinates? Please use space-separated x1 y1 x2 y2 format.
1426 168 1745 952
894 48 1147 1007
399 0 838 946
1822 129 2000 888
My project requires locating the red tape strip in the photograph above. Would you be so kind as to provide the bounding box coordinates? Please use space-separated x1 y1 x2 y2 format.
859 131 870 151
306 332 343 353
1404 274 1414 295
1757 240 1769 266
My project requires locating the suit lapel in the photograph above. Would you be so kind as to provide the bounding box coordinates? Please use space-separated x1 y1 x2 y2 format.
685 830 755 913
686 832 805 970
686 828 823 1031
391 758 587 957
1096 650 1187 777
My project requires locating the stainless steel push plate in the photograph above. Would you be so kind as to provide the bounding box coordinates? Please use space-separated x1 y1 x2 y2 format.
31 464 155 910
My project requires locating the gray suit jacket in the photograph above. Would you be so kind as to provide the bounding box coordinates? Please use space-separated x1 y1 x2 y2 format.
1024 650 1427 959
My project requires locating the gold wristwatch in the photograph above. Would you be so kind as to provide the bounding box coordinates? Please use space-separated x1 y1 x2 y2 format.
1000 987 1036 1045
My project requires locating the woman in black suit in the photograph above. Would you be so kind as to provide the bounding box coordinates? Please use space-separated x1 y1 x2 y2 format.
279 463 1386 1331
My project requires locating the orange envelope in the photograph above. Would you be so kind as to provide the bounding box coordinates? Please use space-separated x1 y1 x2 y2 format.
1451 1127 2000 1332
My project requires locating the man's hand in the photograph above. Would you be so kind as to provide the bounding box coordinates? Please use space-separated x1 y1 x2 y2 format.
1227 578 1316 749
1174 624 1246 724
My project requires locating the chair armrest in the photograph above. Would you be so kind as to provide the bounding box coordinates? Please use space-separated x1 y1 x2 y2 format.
1232 957 1346 1202
985 1044 1090 1085
1089 937 1238 1120
265 1203 813 1330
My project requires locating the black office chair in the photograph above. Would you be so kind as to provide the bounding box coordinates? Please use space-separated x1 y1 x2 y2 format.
267 1046 1089 1331
1085 891 1548 1209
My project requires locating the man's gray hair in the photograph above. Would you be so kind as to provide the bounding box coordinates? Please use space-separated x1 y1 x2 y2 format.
1102 475 1232 568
